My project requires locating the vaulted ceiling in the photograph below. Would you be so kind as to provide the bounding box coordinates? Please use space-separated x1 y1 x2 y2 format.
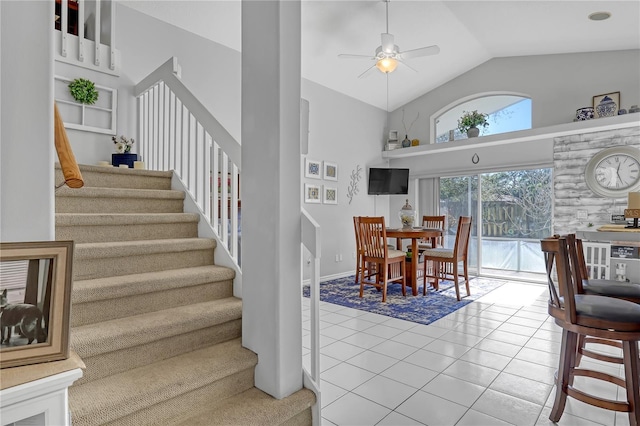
122 0 640 111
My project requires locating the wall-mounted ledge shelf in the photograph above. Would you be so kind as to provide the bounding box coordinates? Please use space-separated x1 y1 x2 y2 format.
383 114 640 159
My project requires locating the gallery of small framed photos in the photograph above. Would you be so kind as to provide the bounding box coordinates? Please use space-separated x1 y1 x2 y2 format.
304 158 338 205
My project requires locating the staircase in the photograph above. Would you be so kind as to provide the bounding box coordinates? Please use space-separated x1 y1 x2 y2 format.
55 164 315 426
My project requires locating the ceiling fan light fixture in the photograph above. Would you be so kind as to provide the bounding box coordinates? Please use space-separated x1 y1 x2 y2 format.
376 57 398 73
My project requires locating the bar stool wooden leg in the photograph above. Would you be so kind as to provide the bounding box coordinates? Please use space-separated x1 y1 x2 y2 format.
623 340 640 426
550 329 578 423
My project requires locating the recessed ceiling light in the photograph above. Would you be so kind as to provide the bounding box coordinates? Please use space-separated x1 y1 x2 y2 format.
589 11 611 21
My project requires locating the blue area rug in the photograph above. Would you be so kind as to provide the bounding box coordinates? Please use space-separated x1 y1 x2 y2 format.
303 276 505 326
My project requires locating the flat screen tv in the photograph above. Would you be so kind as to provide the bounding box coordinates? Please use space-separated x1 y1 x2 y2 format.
367 168 409 195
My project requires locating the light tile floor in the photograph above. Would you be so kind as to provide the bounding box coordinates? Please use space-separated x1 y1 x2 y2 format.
302 281 632 426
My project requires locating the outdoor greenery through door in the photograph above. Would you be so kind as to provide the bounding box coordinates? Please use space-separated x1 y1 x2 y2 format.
438 168 552 277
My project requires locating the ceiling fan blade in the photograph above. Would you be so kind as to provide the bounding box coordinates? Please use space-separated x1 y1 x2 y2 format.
357 64 378 79
338 53 375 60
399 45 440 59
381 33 395 54
397 60 418 73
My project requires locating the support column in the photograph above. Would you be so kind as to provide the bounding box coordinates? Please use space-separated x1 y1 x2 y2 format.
241 1 303 399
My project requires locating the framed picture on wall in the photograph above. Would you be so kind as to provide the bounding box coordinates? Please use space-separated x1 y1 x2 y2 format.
304 183 321 203
592 91 620 118
323 161 338 181
0 241 74 369
323 186 338 205
304 159 322 179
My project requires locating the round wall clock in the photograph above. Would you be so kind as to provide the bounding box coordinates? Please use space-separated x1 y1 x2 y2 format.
584 146 640 197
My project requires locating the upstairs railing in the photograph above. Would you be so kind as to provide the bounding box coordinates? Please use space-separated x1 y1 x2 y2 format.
134 57 241 267
54 0 119 74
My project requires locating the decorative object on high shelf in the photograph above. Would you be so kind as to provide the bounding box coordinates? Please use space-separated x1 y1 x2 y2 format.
399 199 416 229
630 105 640 114
0 241 74 369
386 130 400 151
401 109 419 147
402 135 411 148
592 91 620 118
411 139 419 146
68 78 99 105
347 165 362 204
576 106 595 121
457 110 489 138
618 108 627 115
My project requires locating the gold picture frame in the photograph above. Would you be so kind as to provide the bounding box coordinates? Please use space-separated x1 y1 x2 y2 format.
0 241 74 369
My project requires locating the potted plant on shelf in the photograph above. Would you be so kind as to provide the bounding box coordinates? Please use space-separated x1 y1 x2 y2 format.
111 135 138 168
457 110 489 138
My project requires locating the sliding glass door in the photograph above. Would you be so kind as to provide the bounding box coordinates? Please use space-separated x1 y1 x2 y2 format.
439 168 552 277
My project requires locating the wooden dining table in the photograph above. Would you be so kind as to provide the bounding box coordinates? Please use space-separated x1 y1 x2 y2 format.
386 227 442 296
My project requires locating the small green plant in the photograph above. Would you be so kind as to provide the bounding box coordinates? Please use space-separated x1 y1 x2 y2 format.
457 110 489 134
68 78 99 105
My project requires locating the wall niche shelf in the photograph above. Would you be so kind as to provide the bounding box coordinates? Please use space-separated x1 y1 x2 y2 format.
383 114 640 159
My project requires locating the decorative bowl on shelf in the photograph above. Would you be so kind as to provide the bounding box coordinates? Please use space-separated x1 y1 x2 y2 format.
576 107 594 121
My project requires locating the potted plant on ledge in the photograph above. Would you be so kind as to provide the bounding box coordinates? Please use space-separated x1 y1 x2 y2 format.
457 110 489 138
111 135 138 168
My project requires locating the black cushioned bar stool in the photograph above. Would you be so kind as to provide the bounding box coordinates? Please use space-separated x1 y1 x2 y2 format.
569 234 640 366
541 236 640 426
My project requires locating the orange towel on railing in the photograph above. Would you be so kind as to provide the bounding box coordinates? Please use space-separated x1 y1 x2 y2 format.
54 103 84 188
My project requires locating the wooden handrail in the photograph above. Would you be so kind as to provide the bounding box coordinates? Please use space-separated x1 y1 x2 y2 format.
54 103 83 189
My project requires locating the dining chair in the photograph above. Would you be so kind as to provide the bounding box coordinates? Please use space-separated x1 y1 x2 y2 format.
353 216 376 285
421 216 472 301
417 215 445 251
357 216 406 303
540 235 640 426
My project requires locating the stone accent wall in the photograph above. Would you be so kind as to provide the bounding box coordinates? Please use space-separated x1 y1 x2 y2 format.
553 126 640 235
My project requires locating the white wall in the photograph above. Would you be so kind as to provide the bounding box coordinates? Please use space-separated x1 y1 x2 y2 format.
56 3 242 166
386 50 640 231
389 50 640 146
301 80 388 279
1 1 55 242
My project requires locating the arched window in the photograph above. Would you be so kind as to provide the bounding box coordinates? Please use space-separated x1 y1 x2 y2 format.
434 94 531 143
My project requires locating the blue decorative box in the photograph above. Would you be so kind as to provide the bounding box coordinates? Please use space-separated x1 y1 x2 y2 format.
112 153 139 168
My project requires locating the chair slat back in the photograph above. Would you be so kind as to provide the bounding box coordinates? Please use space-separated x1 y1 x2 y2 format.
541 236 578 324
453 216 473 258
422 215 445 246
569 234 588 293
353 216 362 256
358 216 387 260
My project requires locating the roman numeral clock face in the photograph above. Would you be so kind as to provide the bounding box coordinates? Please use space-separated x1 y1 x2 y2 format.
585 147 640 198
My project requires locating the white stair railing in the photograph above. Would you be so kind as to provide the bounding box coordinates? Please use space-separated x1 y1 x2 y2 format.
301 209 321 425
134 57 241 267
55 0 119 75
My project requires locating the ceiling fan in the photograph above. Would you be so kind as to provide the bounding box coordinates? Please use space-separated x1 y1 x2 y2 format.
338 0 440 78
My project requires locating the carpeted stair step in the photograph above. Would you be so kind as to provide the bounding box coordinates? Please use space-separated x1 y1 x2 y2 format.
174 387 316 426
56 212 200 243
71 298 242 385
56 163 173 190
56 186 186 214
73 238 216 280
71 265 235 326
69 339 256 426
